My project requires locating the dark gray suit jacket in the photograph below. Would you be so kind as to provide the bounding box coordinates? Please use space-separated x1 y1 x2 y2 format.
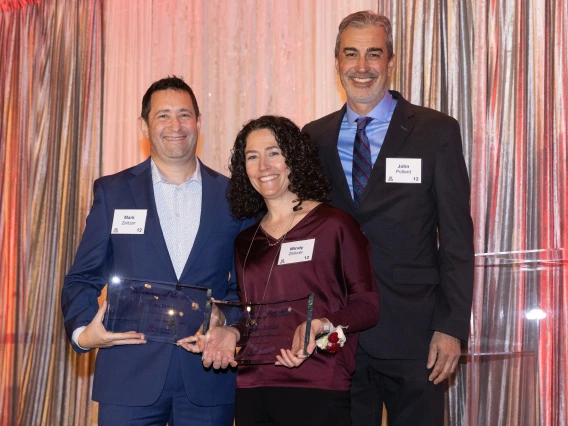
303 91 474 359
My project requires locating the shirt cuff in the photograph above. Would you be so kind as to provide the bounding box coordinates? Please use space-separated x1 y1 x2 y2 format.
72 326 89 350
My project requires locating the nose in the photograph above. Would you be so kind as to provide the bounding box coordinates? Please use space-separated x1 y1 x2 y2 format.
170 118 181 132
259 154 270 171
355 56 370 72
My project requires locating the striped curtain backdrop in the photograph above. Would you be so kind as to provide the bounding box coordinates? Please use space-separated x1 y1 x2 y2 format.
0 1 102 425
378 1 567 425
0 0 566 425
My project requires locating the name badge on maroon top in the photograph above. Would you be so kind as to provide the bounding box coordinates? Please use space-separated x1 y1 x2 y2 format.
278 238 315 265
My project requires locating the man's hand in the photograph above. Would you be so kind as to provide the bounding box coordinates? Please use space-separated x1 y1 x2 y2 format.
199 326 239 369
78 301 146 349
427 331 462 384
275 319 323 368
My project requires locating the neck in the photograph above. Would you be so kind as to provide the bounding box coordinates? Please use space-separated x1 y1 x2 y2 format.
347 90 387 116
153 157 197 185
264 194 300 221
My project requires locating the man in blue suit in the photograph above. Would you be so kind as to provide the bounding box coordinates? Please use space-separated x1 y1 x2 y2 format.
61 76 252 425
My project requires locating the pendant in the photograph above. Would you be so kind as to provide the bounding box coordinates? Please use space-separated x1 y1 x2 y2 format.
245 306 258 332
246 317 258 332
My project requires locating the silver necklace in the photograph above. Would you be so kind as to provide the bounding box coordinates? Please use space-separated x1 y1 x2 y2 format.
261 211 296 247
241 210 296 331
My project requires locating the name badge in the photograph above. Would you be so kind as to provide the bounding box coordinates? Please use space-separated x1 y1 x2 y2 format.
111 209 147 234
278 239 316 265
386 158 422 183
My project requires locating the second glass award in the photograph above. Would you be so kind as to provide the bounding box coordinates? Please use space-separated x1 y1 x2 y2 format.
214 294 314 365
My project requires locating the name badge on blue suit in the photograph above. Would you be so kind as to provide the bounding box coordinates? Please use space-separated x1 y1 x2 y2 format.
111 209 147 234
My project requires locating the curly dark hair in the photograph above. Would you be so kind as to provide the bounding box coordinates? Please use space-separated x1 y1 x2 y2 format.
227 115 330 219
141 75 200 123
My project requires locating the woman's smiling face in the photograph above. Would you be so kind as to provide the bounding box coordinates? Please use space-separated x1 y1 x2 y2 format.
244 128 292 201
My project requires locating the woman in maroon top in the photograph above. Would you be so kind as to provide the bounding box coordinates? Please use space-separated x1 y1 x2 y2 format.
200 116 378 425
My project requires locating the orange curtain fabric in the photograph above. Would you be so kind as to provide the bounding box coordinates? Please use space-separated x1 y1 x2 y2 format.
0 1 102 424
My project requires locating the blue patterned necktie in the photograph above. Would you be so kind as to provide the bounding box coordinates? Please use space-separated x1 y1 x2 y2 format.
353 116 373 207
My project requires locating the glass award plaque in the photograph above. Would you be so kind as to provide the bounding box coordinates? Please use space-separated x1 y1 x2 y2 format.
214 294 314 365
104 277 212 344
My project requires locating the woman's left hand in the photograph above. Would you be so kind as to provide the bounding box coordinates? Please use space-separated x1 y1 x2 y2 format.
275 319 322 368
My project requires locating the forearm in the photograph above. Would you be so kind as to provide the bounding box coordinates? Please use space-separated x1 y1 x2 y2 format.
61 278 105 341
324 292 380 333
61 178 111 346
431 121 474 340
431 118 474 340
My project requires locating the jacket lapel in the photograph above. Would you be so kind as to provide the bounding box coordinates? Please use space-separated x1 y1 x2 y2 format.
318 105 356 213
128 158 177 279
178 162 220 282
359 91 415 205
377 91 415 161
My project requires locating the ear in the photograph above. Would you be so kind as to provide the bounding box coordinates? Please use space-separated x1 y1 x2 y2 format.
197 114 202 133
335 57 340 74
387 54 396 76
139 117 149 139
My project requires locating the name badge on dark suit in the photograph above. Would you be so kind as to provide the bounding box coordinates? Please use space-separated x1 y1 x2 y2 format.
386 158 422 183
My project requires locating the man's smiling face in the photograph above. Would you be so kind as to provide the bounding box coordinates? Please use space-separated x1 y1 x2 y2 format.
141 89 201 166
336 25 395 115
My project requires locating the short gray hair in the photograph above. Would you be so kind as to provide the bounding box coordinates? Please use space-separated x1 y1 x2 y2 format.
334 11 394 59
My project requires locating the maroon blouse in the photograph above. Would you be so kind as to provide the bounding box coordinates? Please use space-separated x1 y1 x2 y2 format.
234 203 379 391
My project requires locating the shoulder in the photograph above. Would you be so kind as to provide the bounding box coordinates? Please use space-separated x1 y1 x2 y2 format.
312 203 361 230
414 105 459 129
200 160 228 182
199 160 229 191
310 204 368 247
302 107 346 137
392 91 460 129
94 158 151 189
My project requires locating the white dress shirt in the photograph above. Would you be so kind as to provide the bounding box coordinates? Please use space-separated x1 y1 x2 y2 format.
151 158 202 279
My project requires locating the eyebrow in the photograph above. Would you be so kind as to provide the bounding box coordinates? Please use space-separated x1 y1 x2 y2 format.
153 107 192 116
343 47 384 54
245 145 280 154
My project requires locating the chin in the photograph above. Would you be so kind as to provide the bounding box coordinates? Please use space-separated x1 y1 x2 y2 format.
258 189 285 200
347 90 381 105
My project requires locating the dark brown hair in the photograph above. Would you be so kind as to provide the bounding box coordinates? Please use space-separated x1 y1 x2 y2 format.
227 115 330 219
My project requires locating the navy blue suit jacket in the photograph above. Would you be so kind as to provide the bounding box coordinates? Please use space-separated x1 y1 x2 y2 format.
61 157 252 406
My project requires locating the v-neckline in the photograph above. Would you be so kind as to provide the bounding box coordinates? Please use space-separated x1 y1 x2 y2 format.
260 202 323 241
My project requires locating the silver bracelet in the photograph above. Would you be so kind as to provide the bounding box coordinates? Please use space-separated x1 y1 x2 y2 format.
321 318 333 334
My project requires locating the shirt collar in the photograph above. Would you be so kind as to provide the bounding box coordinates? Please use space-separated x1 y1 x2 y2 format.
151 158 202 186
346 91 396 125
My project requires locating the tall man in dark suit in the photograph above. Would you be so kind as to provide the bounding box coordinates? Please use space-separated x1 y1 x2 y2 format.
61 76 252 425
303 11 474 426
